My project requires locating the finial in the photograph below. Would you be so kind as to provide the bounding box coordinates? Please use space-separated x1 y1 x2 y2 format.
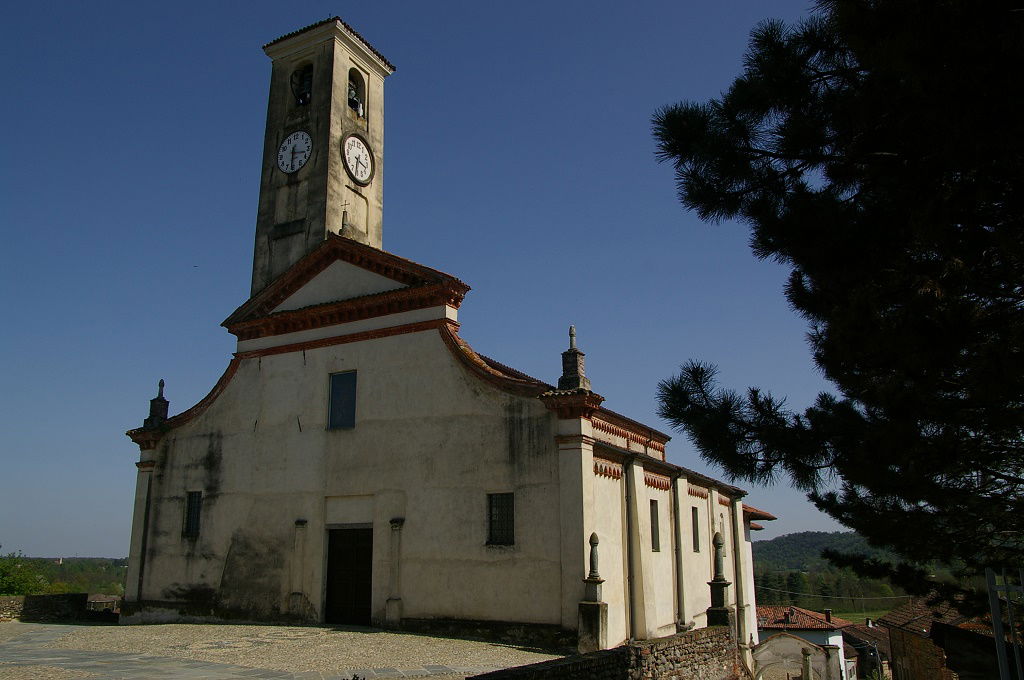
569 325 577 350
157 379 165 399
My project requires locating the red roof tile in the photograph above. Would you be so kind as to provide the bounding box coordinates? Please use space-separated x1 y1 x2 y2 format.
757 606 853 631
878 597 973 637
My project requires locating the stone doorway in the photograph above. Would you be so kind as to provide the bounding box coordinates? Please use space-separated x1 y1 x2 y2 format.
325 526 373 625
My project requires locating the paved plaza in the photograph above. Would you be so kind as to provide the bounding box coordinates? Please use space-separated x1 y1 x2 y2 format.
0 622 562 679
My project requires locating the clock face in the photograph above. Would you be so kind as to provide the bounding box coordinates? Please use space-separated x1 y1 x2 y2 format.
342 134 374 185
277 130 312 173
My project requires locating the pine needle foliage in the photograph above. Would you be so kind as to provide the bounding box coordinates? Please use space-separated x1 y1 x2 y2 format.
652 0 1024 599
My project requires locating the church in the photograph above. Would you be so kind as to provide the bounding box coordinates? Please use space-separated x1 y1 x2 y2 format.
123 17 773 652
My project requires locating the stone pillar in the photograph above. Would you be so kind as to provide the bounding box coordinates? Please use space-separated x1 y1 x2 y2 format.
386 517 404 625
578 533 608 653
706 531 733 627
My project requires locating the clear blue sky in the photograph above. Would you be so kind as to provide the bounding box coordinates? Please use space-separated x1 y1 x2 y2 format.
0 0 843 557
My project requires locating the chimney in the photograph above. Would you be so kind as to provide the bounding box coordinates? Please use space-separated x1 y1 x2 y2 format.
865 617 873 627
824 608 832 623
784 609 792 624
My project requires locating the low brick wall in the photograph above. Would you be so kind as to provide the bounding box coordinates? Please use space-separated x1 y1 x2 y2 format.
470 626 739 680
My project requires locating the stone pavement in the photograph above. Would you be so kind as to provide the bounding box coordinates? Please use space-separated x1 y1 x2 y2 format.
0 624 521 679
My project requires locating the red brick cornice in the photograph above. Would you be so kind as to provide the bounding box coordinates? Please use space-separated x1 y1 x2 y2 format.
226 282 467 341
688 485 709 499
592 410 670 453
594 457 623 480
539 391 605 420
644 470 672 491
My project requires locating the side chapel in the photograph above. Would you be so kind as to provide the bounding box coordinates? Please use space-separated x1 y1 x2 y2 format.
124 17 775 652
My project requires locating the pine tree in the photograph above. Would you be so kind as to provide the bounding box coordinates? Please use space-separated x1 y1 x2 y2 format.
653 0 1024 602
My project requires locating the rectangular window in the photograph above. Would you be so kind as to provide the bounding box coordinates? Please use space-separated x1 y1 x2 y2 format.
184 491 202 538
650 500 660 552
328 371 357 430
487 493 515 546
692 507 700 552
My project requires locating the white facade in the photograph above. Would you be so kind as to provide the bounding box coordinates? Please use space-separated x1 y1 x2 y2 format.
123 17 771 652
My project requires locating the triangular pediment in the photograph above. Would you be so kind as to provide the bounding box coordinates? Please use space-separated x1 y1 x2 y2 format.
223 235 469 339
271 259 407 313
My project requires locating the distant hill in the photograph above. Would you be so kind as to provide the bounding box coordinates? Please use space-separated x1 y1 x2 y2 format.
752 531 894 571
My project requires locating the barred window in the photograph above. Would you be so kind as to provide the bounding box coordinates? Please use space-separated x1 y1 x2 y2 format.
184 491 202 538
650 500 661 552
487 493 514 546
692 507 700 552
328 371 357 430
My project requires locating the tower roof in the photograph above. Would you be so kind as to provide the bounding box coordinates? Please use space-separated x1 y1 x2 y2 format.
263 17 396 72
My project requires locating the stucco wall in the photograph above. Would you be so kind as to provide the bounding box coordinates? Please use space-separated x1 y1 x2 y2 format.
591 473 628 645
130 326 563 626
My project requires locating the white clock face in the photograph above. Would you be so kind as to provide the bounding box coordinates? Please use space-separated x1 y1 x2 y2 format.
277 130 312 173
342 134 374 185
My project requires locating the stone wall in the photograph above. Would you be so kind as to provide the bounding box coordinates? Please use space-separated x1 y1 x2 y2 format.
0 594 102 623
0 596 24 621
469 626 739 680
889 628 958 680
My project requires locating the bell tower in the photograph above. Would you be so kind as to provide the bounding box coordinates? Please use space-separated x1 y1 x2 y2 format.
250 18 394 295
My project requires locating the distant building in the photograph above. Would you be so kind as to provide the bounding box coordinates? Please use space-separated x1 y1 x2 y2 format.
841 618 891 678
754 605 855 679
878 598 999 680
122 17 774 654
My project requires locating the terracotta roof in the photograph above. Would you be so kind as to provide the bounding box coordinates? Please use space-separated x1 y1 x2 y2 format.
877 597 972 637
743 503 777 521
757 606 853 631
263 17 396 72
749 521 765 531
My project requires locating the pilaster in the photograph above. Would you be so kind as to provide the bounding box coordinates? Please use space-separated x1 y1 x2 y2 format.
386 517 404 624
671 474 689 627
553 420 596 629
624 458 657 638
124 459 155 603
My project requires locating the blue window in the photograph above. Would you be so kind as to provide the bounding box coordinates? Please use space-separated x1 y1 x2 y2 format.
328 371 357 430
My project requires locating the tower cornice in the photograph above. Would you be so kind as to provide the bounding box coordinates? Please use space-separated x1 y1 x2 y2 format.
263 17 395 77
